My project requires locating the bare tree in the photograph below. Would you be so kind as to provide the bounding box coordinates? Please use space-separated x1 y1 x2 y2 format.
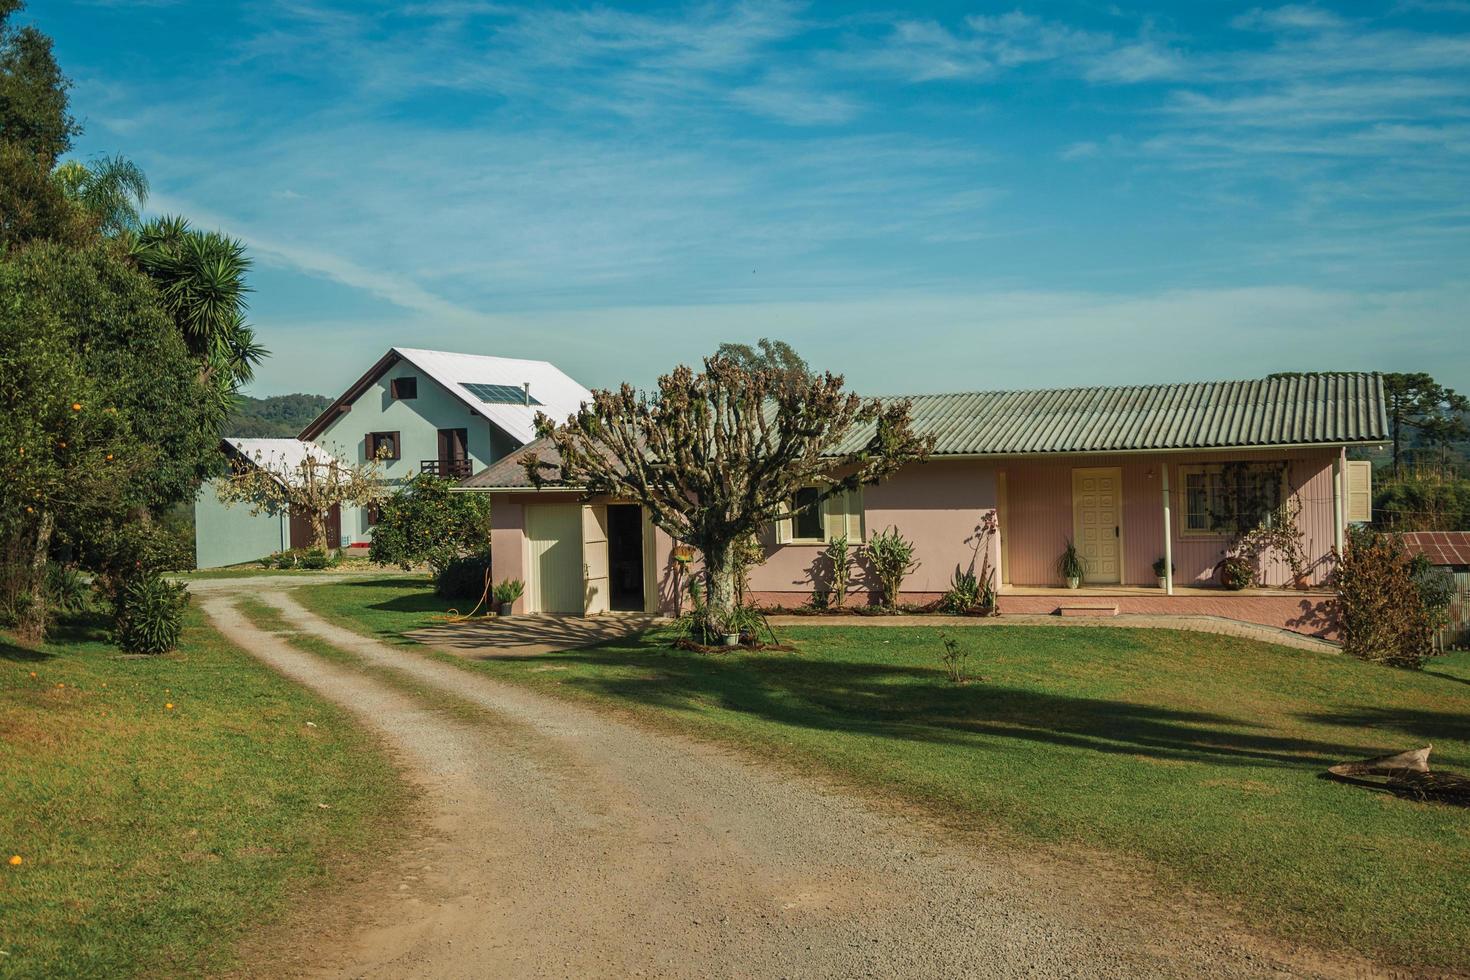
526 356 932 629
215 444 383 551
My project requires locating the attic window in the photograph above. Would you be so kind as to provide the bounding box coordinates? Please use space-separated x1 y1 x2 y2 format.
460 382 541 406
391 377 418 400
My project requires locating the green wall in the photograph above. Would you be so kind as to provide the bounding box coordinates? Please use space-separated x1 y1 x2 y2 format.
315 358 508 545
194 479 288 568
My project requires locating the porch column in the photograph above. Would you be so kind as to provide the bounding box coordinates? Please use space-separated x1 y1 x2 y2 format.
1332 453 1345 555
1161 462 1174 596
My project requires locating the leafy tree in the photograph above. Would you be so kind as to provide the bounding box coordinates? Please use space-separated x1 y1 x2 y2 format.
0 141 91 252
214 446 383 553
53 153 148 236
368 473 491 576
0 241 216 639
526 355 931 632
0 0 76 167
129 215 266 424
1382 373 1470 477
714 338 809 391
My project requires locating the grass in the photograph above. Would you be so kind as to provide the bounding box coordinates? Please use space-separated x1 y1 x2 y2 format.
0 605 409 979
297 575 1470 971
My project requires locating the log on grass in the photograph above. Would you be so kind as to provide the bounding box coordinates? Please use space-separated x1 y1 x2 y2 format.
1326 745 1470 806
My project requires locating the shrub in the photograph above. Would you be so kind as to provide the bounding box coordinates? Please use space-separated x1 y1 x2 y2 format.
824 535 854 608
113 575 189 654
436 554 493 600
274 550 297 569
45 563 92 613
298 549 330 570
938 635 972 684
1410 556 1457 632
370 474 491 576
866 526 918 610
1332 528 1435 669
941 567 980 613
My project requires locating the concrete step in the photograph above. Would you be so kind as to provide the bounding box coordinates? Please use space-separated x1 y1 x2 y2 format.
1058 604 1119 617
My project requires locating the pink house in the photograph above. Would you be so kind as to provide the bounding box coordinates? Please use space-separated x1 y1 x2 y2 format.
461 374 1385 639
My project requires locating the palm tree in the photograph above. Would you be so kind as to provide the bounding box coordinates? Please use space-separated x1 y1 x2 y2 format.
129 215 266 422
53 154 149 235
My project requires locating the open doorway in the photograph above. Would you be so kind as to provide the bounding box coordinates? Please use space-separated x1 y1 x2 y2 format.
607 504 645 612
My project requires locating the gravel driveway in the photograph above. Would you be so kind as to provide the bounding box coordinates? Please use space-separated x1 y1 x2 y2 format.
194 579 1372 979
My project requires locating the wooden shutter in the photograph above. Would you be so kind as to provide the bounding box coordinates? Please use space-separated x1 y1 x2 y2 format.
1346 460 1372 523
824 488 863 542
774 506 792 545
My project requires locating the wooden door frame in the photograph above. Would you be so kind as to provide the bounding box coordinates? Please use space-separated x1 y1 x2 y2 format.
1071 466 1124 585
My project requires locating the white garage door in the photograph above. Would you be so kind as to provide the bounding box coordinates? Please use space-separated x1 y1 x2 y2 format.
526 503 583 613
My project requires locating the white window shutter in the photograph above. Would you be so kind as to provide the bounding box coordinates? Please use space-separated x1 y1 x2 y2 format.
774 505 792 545
822 493 842 543
845 488 865 542
1346 460 1372 523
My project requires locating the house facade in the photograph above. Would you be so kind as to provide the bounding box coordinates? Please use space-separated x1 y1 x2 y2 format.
195 347 591 568
462 374 1386 639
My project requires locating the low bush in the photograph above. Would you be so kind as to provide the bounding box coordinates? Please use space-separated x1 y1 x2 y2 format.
867 526 918 610
436 554 493 600
113 575 190 654
941 567 980 613
1332 528 1436 668
299 549 330 570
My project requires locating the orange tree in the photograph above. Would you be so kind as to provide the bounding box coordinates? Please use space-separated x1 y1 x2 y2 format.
526 354 931 634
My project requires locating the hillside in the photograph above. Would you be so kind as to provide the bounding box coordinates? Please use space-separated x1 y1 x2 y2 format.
225 393 332 438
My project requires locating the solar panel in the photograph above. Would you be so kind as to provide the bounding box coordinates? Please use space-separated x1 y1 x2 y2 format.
460 382 541 406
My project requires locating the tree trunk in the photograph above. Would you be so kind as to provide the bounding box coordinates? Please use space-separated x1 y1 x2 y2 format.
16 510 54 643
310 509 329 552
702 539 737 630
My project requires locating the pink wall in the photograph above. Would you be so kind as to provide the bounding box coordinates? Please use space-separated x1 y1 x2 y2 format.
1000 449 1340 588
492 447 1344 615
746 458 998 605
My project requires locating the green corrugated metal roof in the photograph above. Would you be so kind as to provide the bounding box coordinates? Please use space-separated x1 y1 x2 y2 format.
461 373 1387 488
837 373 1387 456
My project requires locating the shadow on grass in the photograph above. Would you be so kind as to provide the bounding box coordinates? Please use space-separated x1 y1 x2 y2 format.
2 611 111 662
1299 706 1470 748
498 635 1381 770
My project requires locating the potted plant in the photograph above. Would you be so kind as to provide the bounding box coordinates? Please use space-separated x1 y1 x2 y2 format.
493 578 524 616
1216 556 1254 591
1057 540 1086 589
1152 557 1174 589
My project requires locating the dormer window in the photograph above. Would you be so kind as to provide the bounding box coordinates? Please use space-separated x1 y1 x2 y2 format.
391 377 418 400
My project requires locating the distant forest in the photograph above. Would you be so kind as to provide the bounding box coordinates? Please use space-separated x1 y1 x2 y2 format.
225 393 332 438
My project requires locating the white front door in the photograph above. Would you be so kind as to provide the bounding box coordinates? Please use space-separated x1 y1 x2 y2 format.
1072 467 1123 585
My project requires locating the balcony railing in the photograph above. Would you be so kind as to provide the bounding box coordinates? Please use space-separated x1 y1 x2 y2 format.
420 458 473 479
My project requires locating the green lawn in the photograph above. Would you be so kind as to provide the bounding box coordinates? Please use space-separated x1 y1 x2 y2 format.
0 606 408 979
299 575 1470 972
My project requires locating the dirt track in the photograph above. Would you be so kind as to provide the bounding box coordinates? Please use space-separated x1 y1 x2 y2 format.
196 579 1377 979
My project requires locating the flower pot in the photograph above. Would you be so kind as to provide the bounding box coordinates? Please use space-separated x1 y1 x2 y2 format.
1292 574 1310 591
721 632 740 647
498 602 514 617
1065 576 1081 590
1156 575 1168 590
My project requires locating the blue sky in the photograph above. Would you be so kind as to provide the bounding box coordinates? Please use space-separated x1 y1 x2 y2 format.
38 1 1470 397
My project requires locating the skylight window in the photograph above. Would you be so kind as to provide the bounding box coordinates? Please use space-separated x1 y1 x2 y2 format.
460 382 541 406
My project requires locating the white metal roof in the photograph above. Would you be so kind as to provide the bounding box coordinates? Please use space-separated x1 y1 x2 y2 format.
392 347 592 445
226 438 336 487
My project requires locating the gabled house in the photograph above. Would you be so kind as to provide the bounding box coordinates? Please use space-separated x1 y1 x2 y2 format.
195 347 591 568
463 373 1386 639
